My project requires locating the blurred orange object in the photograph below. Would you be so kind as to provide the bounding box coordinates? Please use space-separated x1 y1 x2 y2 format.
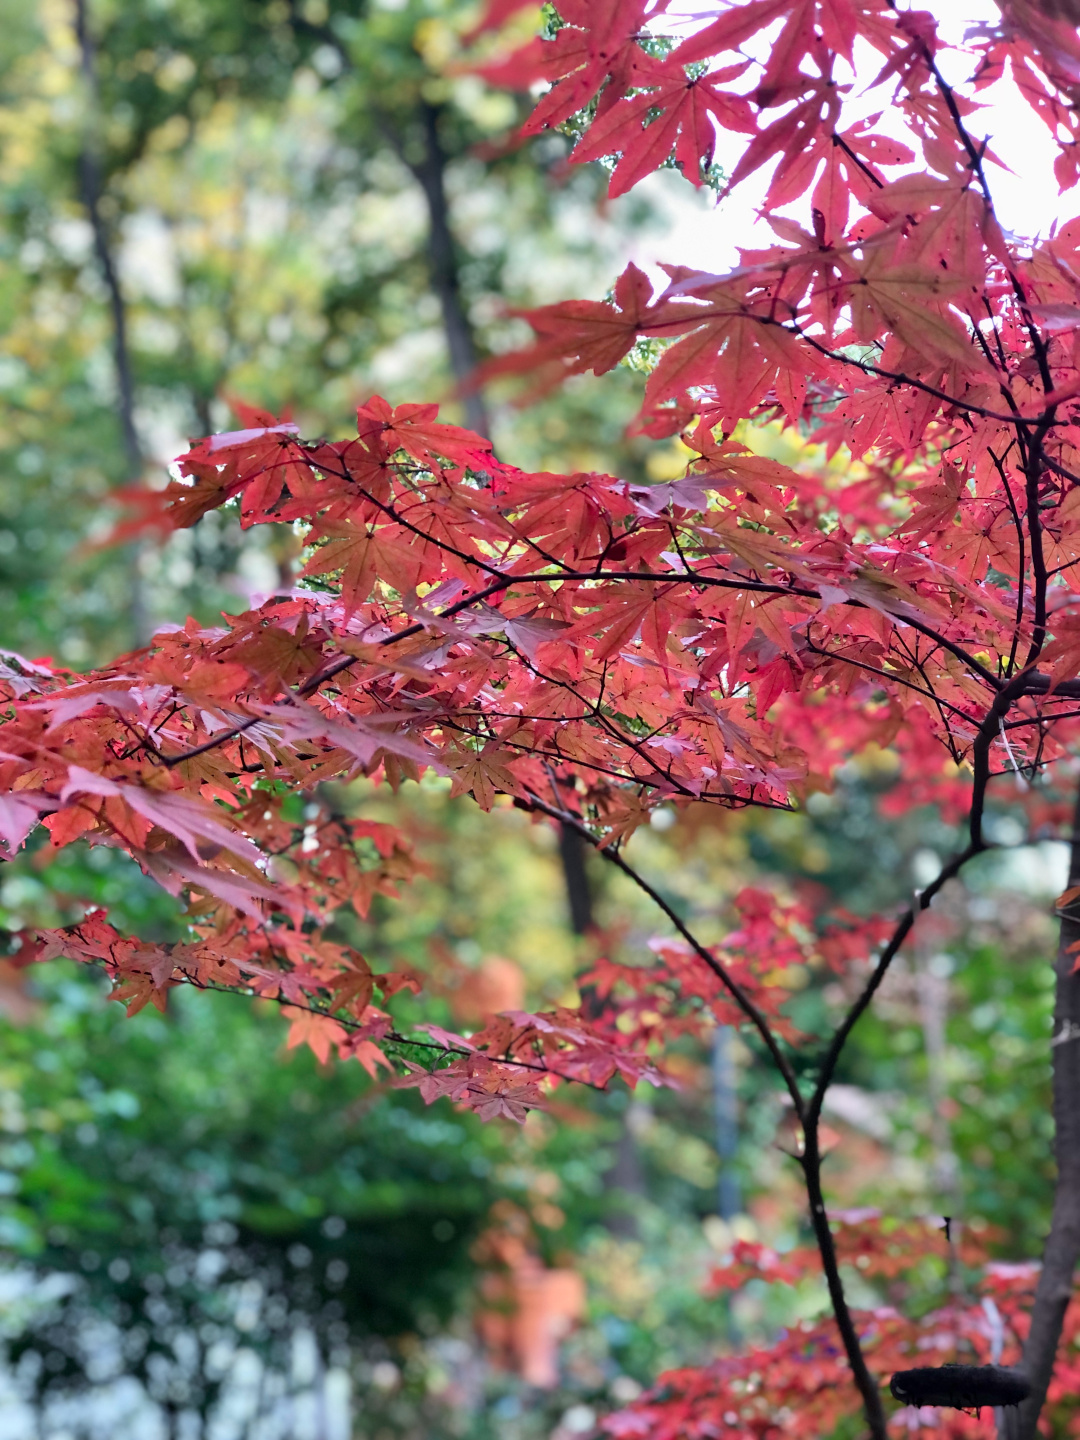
0 958 37 1023
476 1253 585 1387
449 956 525 1026
474 1208 585 1387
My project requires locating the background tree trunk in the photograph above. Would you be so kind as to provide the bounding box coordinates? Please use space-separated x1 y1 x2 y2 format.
1007 782 1080 1440
554 814 645 1235
405 102 491 438
558 823 594 943
713 1025 740 1222
73 0 147 644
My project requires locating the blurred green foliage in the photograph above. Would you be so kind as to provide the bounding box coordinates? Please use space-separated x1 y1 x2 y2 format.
0 0 671 664
0 791 745 1432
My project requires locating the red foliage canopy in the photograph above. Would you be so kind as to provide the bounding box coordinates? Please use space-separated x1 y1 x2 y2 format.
611 1215 1077 1440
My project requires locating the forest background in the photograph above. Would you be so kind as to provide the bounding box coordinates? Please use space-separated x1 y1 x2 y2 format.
0 1 1066 1437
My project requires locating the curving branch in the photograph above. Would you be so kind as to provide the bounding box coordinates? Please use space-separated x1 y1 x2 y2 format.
518 791 805 1114
518 790 899 1439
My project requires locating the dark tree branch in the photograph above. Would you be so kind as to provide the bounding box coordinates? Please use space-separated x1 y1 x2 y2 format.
1022 416 1056 669
988 446 1027 677
160 573 518 766
522 791 902 1438
519 791 806 1114
807 841 982 1134
801 1127 888 1440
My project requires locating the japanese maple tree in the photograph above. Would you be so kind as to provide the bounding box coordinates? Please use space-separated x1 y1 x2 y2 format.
8 0 1080 1435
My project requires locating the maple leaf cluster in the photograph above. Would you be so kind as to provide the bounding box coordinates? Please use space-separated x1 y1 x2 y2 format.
607 1214 1080 1440
580 887 893 1050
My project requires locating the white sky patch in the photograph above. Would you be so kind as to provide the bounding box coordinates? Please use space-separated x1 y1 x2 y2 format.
621 2 1071 281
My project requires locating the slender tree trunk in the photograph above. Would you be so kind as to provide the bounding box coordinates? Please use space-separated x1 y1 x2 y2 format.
713 1025 740 1221
558 822 594 941
392 96 646 1229
604 1102 648 1238
300 21 492 437
407 102 491 438
1005 782 1080 1440
73 0 147 644
75 0 139 475
396 84 645 1234
554 807 646 1234
914 948 960 1216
